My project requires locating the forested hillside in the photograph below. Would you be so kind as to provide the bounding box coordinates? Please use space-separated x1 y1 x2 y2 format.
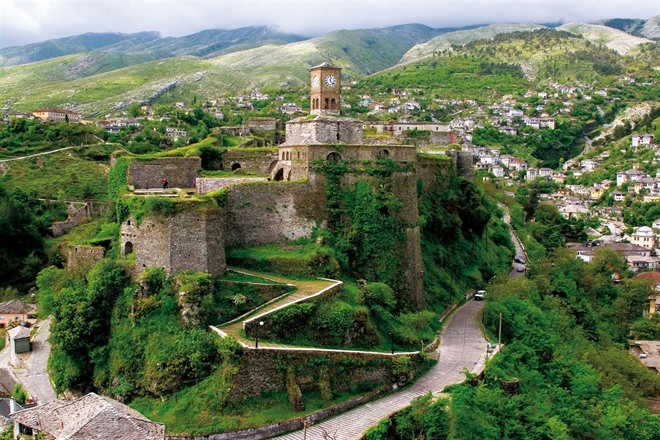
366 248 660 439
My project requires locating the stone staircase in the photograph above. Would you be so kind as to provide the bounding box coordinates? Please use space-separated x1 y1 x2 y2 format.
212 268 343 349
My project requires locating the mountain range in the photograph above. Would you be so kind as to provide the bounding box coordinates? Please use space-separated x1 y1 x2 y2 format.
0 16 657 116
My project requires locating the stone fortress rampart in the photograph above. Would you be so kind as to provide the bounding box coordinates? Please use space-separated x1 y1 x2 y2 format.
119 63 471 305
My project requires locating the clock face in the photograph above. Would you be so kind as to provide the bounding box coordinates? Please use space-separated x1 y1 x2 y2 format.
324 74 337 88
311 75 319 88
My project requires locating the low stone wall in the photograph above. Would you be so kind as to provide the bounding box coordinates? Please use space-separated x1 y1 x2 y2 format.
127 157 201 189
228 349 424 404
50 202 95 237
165 387 392 440
195 177 267 195
218 280 293 303
67 245 105 276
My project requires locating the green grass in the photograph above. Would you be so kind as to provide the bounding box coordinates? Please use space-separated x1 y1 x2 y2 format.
220 270 285 285
2 149 109 200
130 371 360 436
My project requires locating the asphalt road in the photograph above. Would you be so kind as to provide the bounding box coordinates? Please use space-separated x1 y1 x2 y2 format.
14 318 57 404
276 300 487 440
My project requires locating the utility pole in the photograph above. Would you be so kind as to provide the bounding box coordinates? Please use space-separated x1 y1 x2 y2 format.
498 313 503 349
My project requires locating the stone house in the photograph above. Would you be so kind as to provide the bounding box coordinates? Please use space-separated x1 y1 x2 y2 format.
538 167 553 178
631 226 657 250
11 392 164 439
558 204 590 220
632 134 655 147
630 341 660 374
0 300 35 328
612 190 626 202
490 165 504 178
509 159 527 171
569 242 651 266
32 108 81 123
526 168 538 181
580 159 600 172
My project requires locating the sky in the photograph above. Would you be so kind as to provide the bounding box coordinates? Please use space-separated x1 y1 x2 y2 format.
1 0 658 49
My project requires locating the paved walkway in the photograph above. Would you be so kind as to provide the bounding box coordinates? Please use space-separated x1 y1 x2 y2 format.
214 268 343 349
10 318 57 404
276 300 488 440
16 318 57 404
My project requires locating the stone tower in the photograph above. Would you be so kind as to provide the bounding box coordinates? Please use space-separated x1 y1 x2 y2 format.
309 62 341 116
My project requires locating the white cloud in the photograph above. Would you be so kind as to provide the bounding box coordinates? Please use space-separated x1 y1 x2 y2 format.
1 0 658 48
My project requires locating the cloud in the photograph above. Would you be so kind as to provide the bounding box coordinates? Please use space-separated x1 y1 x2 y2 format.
1 0 658 48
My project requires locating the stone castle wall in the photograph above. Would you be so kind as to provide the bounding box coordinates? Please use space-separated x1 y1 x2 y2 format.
224 182 326 247
283 117 363 146
121 207 226 276
169 209 226 276
127 157 200 189
222 149 279 175
195 177 268 195
67 245 105 275
228 349 424 403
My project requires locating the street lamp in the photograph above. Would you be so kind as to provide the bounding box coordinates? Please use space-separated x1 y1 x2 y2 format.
255 320 264 348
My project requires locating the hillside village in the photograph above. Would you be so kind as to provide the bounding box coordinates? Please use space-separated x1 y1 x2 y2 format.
0 20 659 440
4 67 659 278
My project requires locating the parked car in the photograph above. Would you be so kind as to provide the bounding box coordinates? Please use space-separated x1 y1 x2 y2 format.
517 265 525 273
514 257 526 264
475 290 486 300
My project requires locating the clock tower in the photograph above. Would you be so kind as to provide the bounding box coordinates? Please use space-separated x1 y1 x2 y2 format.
309 62 341 116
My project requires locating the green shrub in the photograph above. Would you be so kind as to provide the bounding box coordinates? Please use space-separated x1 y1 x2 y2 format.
362 282 397 312
314 300 355 344
12 383 28 404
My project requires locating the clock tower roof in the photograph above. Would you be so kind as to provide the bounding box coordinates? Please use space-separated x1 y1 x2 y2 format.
309 62 340 70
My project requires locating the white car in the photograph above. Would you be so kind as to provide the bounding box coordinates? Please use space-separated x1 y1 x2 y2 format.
475 290 486 300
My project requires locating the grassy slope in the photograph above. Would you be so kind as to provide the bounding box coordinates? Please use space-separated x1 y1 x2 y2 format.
0 55 246 116
400 23 547 64
0 25 440 116
558 23 653 55
2 149 109 200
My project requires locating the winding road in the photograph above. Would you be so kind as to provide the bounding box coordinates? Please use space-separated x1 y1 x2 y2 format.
276 300 488 440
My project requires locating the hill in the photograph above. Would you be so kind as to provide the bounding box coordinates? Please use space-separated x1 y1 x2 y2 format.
0 32 161 67
0 24 444 115
363 28 635 102
399 23 547 64
557 23 653 55
598 15 660 39
0 27 306 68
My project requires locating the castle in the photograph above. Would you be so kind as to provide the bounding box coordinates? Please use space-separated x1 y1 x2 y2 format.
119 63 471 307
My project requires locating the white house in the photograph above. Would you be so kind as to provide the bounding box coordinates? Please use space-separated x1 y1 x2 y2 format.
631 226 656 250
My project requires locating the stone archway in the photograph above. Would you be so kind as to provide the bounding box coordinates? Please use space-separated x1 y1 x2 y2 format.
273 168 285 181
124 242 134 256
376 148 391 159
326 152 342 164
231 162 242 171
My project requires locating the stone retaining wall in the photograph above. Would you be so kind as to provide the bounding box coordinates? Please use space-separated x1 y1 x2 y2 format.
165 387 391 440
195 177 267 195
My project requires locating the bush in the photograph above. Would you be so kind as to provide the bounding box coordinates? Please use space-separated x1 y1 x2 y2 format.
12 383 28 404
362 282 397 312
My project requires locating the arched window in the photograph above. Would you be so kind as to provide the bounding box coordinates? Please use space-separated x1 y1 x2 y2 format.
124 242 133 255
326 152 342 164
324 98 329 110
331 98 336 110
376 149 391 159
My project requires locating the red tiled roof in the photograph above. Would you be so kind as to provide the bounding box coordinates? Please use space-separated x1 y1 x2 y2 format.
635 272 660 284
